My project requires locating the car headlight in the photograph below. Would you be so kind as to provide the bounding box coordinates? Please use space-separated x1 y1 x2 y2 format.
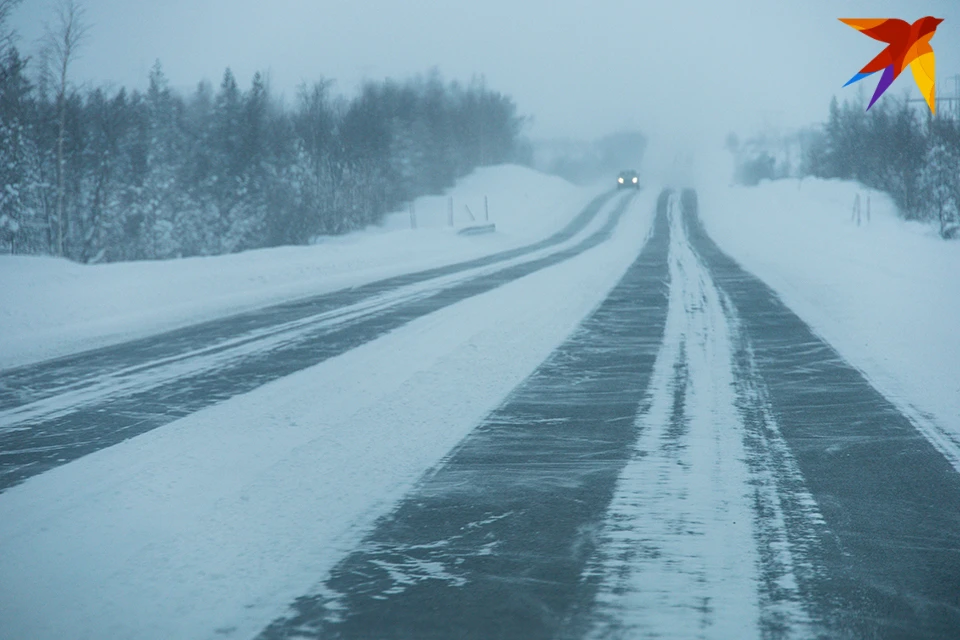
632 177 638 183
618 177 624 183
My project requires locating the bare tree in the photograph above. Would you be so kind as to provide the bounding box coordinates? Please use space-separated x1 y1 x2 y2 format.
0 0 23 51
41 0 88 256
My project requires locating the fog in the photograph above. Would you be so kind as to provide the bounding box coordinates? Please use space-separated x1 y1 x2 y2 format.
10 0 960 143
5 3 960 639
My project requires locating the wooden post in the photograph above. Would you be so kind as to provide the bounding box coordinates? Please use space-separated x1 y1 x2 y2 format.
409 202 416 229
484 196 489 222
448 197 454 227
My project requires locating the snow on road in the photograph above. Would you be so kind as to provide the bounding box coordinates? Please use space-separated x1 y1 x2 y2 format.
0 165 596 369
0 189 656 640
585 195 809 639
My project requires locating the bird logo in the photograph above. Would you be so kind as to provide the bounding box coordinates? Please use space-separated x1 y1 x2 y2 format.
840 17 943 113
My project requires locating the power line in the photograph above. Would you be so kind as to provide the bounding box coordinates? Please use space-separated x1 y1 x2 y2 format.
907 73 960 119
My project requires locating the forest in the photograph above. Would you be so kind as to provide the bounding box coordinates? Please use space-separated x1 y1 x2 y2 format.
0 2 525 261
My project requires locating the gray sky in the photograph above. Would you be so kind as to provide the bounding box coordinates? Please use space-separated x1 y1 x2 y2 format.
9 0 960 142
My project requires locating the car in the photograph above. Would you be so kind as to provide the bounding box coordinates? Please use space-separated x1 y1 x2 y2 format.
617 170 640 189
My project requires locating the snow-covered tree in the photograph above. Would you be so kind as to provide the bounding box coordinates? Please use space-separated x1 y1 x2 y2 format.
0 46 45 254
920 116 960 238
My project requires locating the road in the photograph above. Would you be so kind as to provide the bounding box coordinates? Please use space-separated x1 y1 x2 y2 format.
0 189 629 491
257 189 960 639
2 186 959 639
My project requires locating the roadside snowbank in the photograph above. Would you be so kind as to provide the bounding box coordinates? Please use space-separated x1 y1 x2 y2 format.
0 165 596 369
699 169 960 457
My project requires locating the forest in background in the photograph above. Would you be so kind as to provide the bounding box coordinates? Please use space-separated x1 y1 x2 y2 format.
0 1 525 262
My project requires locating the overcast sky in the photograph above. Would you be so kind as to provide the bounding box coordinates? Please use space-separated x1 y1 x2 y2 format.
9 0 960 143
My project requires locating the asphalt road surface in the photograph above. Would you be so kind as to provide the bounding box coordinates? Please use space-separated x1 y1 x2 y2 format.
3 187 960 639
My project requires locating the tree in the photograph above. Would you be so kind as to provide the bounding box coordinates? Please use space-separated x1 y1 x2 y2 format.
288 80 337 242
920 115 960 237
137 61 185 258
0 0 23 54
208 68 244 249
0 45 39 253
79 86 133 261
40 0 88 256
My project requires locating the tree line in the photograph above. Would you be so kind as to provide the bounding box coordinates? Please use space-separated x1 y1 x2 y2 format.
0 4 525 261
803 95 960 238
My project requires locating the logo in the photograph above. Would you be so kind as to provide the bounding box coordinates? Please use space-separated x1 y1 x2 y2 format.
841 17 943 112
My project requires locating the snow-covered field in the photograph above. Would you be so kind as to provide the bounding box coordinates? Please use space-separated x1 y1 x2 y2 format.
0 164 597 369
699 164 960 461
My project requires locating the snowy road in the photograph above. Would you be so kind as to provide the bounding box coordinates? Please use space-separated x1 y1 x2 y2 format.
0 189 629 491
2 187 960 639
257 190 960 639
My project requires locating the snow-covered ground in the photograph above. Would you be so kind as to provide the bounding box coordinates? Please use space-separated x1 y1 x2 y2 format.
699 161 960 462
4 156 960 639
0 164 597 369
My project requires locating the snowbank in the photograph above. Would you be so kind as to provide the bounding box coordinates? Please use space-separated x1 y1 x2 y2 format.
0 165 596 369
699 170 960 457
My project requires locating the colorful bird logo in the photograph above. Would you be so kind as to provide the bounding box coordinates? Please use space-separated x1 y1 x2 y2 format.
841 17 943 112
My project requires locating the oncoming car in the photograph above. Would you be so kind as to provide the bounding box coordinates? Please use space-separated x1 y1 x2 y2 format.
617 170 640 189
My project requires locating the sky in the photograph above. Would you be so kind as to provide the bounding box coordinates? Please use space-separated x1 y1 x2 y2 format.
9 0 960 143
